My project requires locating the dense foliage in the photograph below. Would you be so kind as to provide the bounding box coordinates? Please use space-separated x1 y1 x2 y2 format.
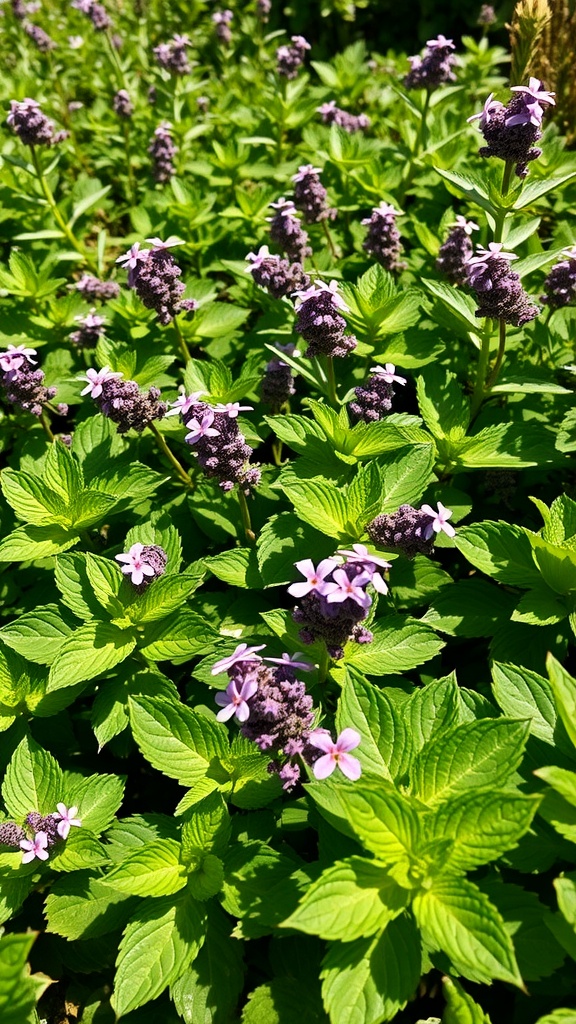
1 1 576 1022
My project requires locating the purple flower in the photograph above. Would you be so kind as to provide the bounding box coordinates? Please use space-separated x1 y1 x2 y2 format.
79 366 122 398
7 98 67 146
184 410 220 444
213 402 253 418
404 35 457 91
465 244 539 326
310 728 362 781
366 504 435 559
362 203 404 272
287 558 339 598
211 643 266 676
420 502 456 540
335 544 391 595
276 35 310 79
292 164 336 224
541 247 576 309
116 543 157 586
317 100 370 133
371 363 407 385
148 122 177 184
266 199 311 264
507 77 555 127
324 568 373 608
0 344 37 373
113 89 133 118
74 274 120 301
116 242 150 272
436 218 480 285
215 678 258 722
70 308 106 349
52 803 81 840
264 652 314 670
20 831 49 864
165 390 206 417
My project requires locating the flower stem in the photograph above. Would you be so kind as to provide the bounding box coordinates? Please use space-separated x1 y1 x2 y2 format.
237 487 256 545
148 421 193 487
318 646 330 685
324 356 339 406
470 320 494 420
493 160 514 243
29 146 97 270
486 319 507 389
173 316 191 363
40 410 55 442
104 30 127 90
322 219 339 260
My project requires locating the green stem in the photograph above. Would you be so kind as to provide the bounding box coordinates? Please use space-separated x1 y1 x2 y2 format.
237 487 256 544
493 160 514 243
122 122 137 205
29 146 96 270
485 319 507 389
415 88 431 158
275 78 287 165
148 422 193 487
322 219 339 260
324 356 339 406
104 30 127 90
272 437 283 466
40 410 54 442
173 316 191 363
318 646 330 685
470 320 494 419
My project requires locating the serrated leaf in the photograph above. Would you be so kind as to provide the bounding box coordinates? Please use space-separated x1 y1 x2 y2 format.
335 673 408 781
47 622 136 692
455 522 542 587
45 871 136 940
128 695 228 789
0 524 78 562
546 654 576 749
125 569 206 624
344 615 444 675
138 609 219 661
0 605 75 665
103 839 187 897
442 976 493 1024
2 734 63 819
430 790 540 871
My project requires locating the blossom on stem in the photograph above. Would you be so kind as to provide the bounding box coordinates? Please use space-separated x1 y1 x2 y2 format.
20 831 49 863
211 643 266 675
0 344 37 373
184 410 220 444
324 569 373 608
115 543 156 586
541 247 576 309
310 728 362 780
466 243 539 326
436 216 479 285
79 366 122 398
52 803 82 840
287 558 340 598
317 100 370 133
420 502 456 539
276 35 310 79
362 203 404 271
468 78 554 178
264 652 314 670
215 678 258 722
404 35 457 91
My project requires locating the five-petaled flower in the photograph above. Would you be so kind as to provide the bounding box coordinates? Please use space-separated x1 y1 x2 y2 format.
324 569 373 608
211 642 266 675
20 831 49 864
507 77 555 127
185 410 220 444
293 279 349 313
79 366 123 398
53 803 82 840
145 235 184 251
370 363 407 385
421 501 456 539
287 558 339 598
115 242 151 269
0 344 37 373
335 543 391 595
467 93 503 129
264 652 314 670
214 678 258 722
165 390 205 417
310 728 362 780
213 402 253 418
115 543 156 586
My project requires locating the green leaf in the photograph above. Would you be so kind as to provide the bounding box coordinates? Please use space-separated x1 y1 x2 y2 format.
0 524 78 561
0 605 75 665
84 553 125 617
124 570 205 624
410 719 529 806
128 695 228 789
65 772 125 834
525 532 576 596
43 438 84 500
321 915 421 1024
511 586 567 626
413 876 523 986
327 781 421 866
278 472 349 539
431 790 540 871
0 933 42 1024
350 421 434 458
138 610 220 661
1 469 67 525
103 839 187 897
257 512 333 588
345 616 444 675
49 828 110 872
283 856 408 940
455 522 542 587
113 894 207 1017
423 579 517 638
375 445 436 514
2 734 63 819
534 766 576 807
547 654 576 749
55 552 110 620
45 871 136 940
416 368 470 442
491 662 560 746
47 622 136 693
171 906 244 1024
206 548 261 589
335 673 409 781
512 172 576 209
442 976 493 1024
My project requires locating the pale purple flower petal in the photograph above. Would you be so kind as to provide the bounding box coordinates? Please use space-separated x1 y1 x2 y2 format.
20 831 49 863
53 803 82 840
211 643 266 675
420 501 456 540
214 678 258 721
310 728 362 781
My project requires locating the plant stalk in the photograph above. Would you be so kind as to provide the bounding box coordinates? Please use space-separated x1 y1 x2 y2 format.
29 146 96 270
148 422 193 487
237 487 256 544
486 319 507 389
173 316 191 363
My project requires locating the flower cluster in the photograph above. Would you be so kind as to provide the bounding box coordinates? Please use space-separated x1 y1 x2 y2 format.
436 215 479 285
466 243 539 326
71 0 111 31
245 245 310 300
23 21 56 51
276 35 310 79
367 502 455 558
289 546 390 660
181 399 260 493
69 309 106 349
73 275 119 301
80 366 167 433
404 34 457 91
266 198 311 264
116 542 167 590
211 644 361 787
0 344 56 415
362 203 404 271
116 238 196 324
261 343 298 411
294 280 357 359
212 9 232 44
7 98 67 146
256 0 271 21
153 34 191 75
540 246 576 309
148 121 177 184
468 78 555 178
478 4 496 25
317 100 370 133
0 803 81 863
349 364 407 423
113 89 133 119
292 165 336 224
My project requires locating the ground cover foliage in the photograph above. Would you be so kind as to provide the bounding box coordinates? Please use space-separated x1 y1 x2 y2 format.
1 0 576 1021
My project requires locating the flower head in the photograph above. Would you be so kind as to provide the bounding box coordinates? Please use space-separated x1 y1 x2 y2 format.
20 831 49 864
452 215 480 235
164 390 205 417
115 542 157 586
324 568 373 608
369 363 407 385
52 803 82 840
79 366 123 398
420 501 455 540
0 344 38 373
287 558 339 598
115 242 151 269
292 163 322 183
184 410 220 444
264 652 314 670
211 642 266 676
310 728 362 781
467 93 503 128
213 402 253 418
145 236 184 251
214 677 258 722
